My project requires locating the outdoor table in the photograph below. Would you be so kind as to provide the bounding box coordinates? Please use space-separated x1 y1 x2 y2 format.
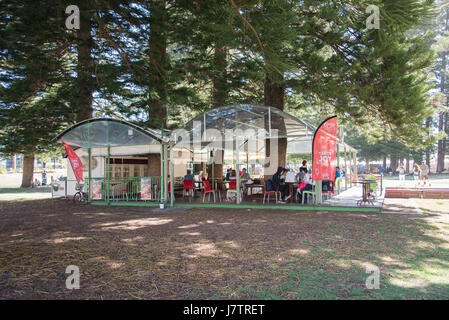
353 179 376 206
245 184 264 199
193 180 203 193
285 182 299 203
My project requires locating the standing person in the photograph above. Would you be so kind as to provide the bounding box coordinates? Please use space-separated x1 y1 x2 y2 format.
412 163 421 187
398 163 406 186
225 168 231 180
419 161 430 186
41 170 47 186
335 166 341 180
380 167 385 176
299 160 308 172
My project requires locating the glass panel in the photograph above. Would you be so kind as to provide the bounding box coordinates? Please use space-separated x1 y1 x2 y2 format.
114 165 122 178
134 166 140 177
60 120 160 148
123 165 129 177
176 104 315 147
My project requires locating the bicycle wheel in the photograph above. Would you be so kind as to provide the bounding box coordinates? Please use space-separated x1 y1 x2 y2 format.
73 192 83 204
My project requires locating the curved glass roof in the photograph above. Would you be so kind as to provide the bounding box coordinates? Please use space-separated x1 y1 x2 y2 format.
172 104 356 153
178 104 316 141
56 118 164 149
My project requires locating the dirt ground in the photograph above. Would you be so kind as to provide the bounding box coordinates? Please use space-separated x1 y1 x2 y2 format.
1 199 449 300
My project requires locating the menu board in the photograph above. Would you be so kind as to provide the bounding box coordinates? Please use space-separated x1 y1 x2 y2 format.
91 179 102 200
140 177 152 200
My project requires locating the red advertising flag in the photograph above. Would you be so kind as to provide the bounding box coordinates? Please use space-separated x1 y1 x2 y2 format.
312 116 337 181
61 140 84 182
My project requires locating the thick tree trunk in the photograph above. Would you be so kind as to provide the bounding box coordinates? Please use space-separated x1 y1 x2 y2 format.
425 116 432 171
382 156 387 169
443 112 449 170
147 0 167 128
21 153 34 188
406 157 410 173
211 46 228 177
264 72 286 178
437 10 449 173
75 5 94 122
390 154 398 172
211 46 228 109
437 112 445 172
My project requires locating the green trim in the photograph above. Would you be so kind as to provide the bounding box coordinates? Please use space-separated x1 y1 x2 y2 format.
174 203 380 213
107 144 110 205
89 201 380 213
88 147 91 203
91 201 161 207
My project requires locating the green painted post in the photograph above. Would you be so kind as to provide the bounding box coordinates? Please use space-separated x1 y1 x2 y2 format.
106 122 110 205
164 144 168 203
160 125 164 203
107 145 110 205
170 142 174 207
212 152 215 189
88 147 91 202
87 121 91 203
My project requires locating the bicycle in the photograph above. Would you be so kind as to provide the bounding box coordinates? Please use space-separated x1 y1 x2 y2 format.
73 181 88 204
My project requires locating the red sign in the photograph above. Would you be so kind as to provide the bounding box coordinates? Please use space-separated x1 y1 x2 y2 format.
61 140 84 182
312 116 337 181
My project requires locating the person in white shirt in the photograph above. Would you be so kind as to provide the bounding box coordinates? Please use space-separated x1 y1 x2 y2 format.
285 169 296 183
299 169 314 204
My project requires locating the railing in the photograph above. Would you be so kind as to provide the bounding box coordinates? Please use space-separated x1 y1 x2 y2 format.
89 176 163 202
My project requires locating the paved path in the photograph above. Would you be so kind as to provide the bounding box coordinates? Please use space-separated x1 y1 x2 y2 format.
323 185 384 208
0 192 52 201
381 198 422 215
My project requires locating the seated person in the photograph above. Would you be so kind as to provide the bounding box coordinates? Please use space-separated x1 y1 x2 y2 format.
184 170 193 181
272 167 290 203
226 170 237 200
296 167 305 181
240 168 250 185
298 169 314 204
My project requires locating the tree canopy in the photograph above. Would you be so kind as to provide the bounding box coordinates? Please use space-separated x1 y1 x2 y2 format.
0 0 446 185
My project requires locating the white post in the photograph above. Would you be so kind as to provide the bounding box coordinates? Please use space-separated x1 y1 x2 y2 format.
164 144 168 203
169 143 174 207
236 135 241 204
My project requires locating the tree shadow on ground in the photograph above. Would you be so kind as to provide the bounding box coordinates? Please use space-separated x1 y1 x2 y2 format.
0 198 448 299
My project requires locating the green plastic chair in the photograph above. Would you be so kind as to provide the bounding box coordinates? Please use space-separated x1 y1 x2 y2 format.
302 186 316 205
